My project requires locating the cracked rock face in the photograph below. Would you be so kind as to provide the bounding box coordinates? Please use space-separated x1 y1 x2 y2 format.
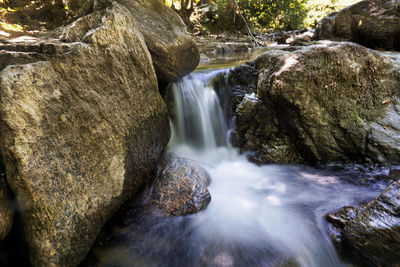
231 42 400 164
0 3 170 266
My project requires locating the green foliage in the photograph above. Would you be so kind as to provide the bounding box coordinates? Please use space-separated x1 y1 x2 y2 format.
183 0 360 33
198 0 307 33
0 0 84 32
304 0 360 27
240 0 307 30
200 0 249 34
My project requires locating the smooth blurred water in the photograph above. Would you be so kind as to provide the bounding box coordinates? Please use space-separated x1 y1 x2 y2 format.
92 69 394 267
169 69 230 150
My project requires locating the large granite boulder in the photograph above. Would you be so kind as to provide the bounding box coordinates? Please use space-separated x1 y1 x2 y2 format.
118 0 200 82
0 2 170 266
327 181 400 265
232 42 400 164
316 0 400 51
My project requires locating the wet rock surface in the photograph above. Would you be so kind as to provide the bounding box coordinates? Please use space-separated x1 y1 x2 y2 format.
227 64 258 112
82 154 211 266
230 42 400 164
213 64 258 131
140 154 211 216
390 169 400 181
317 0 400 51
327 181 400 266
0 1 172 266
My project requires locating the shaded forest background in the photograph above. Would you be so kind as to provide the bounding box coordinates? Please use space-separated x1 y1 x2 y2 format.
169 0 360 33
0 0 359 37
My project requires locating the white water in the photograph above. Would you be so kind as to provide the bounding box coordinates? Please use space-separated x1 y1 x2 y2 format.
167 70 377 267
93 69 392 267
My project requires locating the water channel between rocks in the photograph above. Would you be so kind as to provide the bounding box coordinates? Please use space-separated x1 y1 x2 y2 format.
90 52 398 267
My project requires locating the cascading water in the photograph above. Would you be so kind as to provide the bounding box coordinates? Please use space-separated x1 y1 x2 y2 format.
169 70 230 150
91 68 392 267
168 70 349 267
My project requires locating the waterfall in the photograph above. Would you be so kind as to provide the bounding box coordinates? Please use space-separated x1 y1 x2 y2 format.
169 69 231 150
167 69 349 267
93 68 388 267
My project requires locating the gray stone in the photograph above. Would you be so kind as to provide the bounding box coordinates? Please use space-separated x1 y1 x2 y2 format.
327 181 400 265
367 98 400 163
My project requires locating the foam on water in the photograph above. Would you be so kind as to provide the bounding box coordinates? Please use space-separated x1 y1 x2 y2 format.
166 69 386 266
93 69 391 267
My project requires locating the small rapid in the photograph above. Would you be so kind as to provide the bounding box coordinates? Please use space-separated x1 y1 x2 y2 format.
92 69 392 267
167 70 385 267
169 69 230 150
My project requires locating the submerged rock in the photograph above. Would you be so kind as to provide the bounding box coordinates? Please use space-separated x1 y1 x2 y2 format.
120 0 199 82
327 181 400 265
231 42 400 164
81 155 211 265
142 154 211 216
317 0 400 51
0 2 170 266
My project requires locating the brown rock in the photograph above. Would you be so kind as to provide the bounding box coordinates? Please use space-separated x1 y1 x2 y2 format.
0 2 170 266
144 154 211 216
118 0 200 82
276 33 293 44
232 42 400 164
317 0 400 51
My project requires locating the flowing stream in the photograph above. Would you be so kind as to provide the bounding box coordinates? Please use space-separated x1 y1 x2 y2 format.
91 68 394 267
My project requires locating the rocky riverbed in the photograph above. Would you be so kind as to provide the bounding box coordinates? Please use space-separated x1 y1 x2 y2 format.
0 0 399 266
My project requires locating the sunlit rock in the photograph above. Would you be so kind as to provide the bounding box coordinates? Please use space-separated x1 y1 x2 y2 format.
231 42 400 164
317 0 400 51
119 0 199 82
0 2 170 266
